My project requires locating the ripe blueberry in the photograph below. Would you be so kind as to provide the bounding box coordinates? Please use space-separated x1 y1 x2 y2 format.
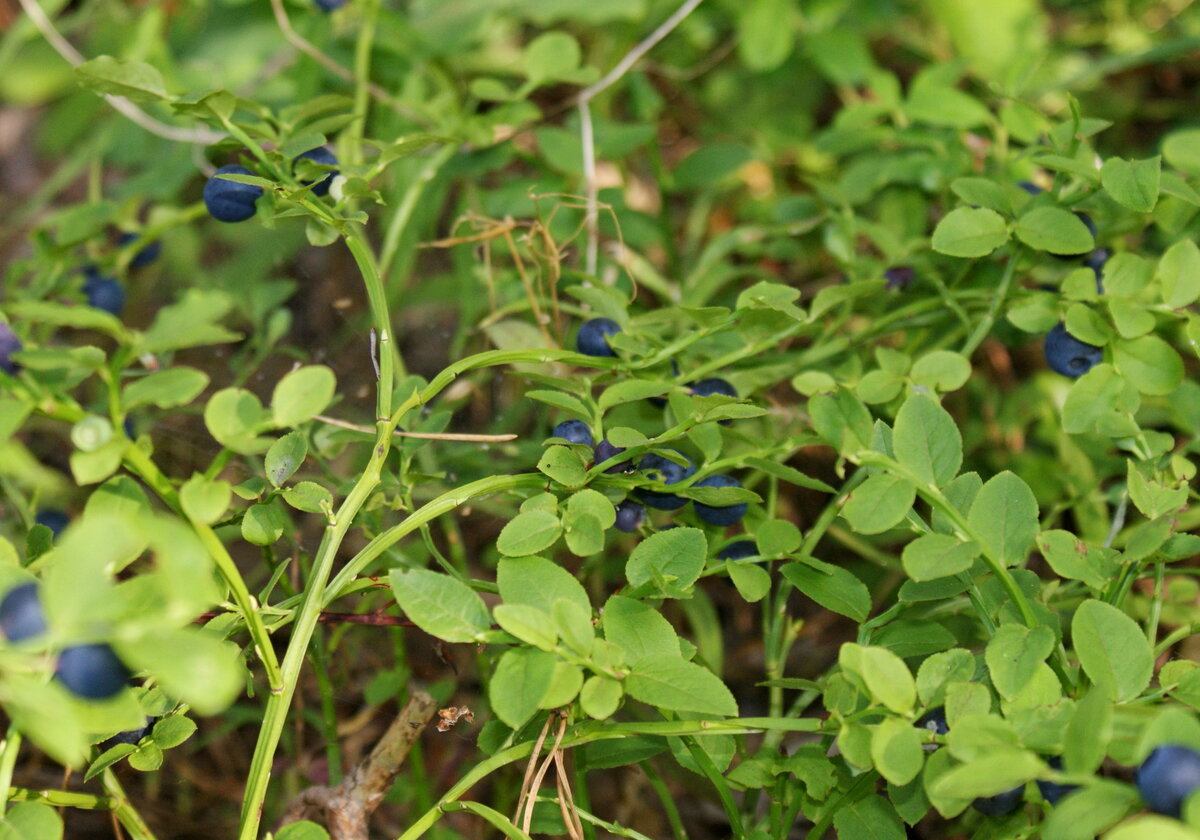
0 583 47 642
915 707 949 737
203 165 263 223
1017 181 1043 195
884 265 916 291
56 643 132 700
117 233 161 269
593 440 631 473
83 269 126 316
575 318 621 358
1036 756 1077 805
636 450 696 511
1085 248 1109 294
1043 322 1102 378
551 420 593 447
35 510 69 537
689 377 738 425
718 540 757 561
0 323 22 374
692 474 748 526
98 718 156 751
294 147 339 197
1136 743 1200 818
315 0 346 9
972 786 1024 817
613 501 644 533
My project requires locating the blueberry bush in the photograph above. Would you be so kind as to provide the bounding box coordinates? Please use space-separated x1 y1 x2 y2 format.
3 1 1200 839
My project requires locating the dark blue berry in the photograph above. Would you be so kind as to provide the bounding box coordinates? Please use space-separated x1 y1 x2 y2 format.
551 420 593 447
575 318 621 358
884 265 916 291
294 147 339 197
915 707 949 737
83 270 126 316
0 323 21 374
613 501 644 533
56 644 132 700
1085 248 1109 294
1037 756 1077 805
593 440 631 473
692 474 748 526
636 451 695 511
35 510 69 537
315 0 346 9
1136 744 1200 818
718 540 757 561
1043 322 1103 378
972 786 1024 817
203 165 263 223
117 233 161 269
1017 181 1043 195
98 718 156 751
0 583 47 642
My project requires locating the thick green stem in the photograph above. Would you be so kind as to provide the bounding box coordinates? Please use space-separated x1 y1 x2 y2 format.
345 227 398 411
103 770 159 840
0 729 20 817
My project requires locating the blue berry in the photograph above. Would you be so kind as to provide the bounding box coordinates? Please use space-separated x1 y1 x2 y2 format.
0 323 21 374
717 540 756 561
1043 323 1102 378
915 707 949 737
1017 181 1043 195
972 786 1024 817
1085 248 1109 294
98 718 156 751
884 265 915 291
551 420 593 447
1037 756 1077 805
315 0 346 9
294 147 339 197
1137 744 1200 818
83 269 126 316
35 510 69 537
0 583 47 642
575 318 621 358
117 233 161 269
56 643 132 700
613 501 644 533
636 451 695 511
203 165 263 223
593 440 631 473
692 475 748 526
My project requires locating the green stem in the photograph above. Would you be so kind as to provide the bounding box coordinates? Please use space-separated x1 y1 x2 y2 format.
103 770 159 840
345 227 398 410
960 247 1019 357
0 729 20 817
6 787 112 810
377 144 456 281
347 0 376 167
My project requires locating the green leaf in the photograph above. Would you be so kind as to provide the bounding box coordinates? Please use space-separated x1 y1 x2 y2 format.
625 527 706 599
75 56 168 102
524 32 587 85
241 501 287 546
1114 335 1184 396
624 655 737 717
985 624 1056 700
781 560 871 622
122 369 209 411
597 379 672 410
580 676 623 720
931 208 1008 258
1064 688 1112 775
1100 156 1161 212
905 71 990 129
489 648 554 729
204 388 271 454
272 366 336 427
282 481 333 513
1157 239 1200 308
870 718 925 786
1126 460 1188 520
842 473 915 534
1106 816 1200 840
493 604 557 651
930 748 1042 799
810 389 874 454
909 351 971 392
1163 128 1200 177
1036 530 1119 589
179 474 231 526
841 644 916 714
151 715 197 750
893 395 962 487
0 802 63 840
602 594 678 662
901 534 979 582
497 556 590 616
276 821 332 840
496 510 563 557
967 471 1039 567
1061 364 1140 436
139 290 240 354
265 431 308 488
1041 781 1139 840
116 628 241 716
1071 599 1154 701
736 0 795 72
1014 207 1095 254
389 567 491 643
831 794 905 840
536 445 588 488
